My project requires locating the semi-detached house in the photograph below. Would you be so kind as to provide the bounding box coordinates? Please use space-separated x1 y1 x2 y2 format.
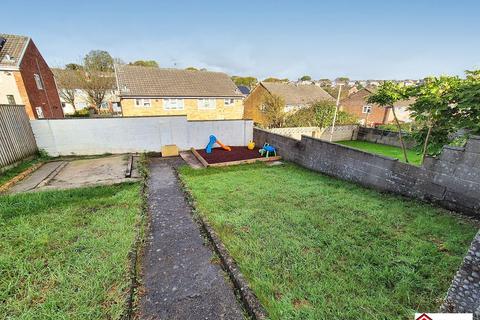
115 65 244 120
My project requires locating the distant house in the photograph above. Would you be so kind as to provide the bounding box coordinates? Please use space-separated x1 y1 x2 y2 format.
340 86 414 126
243 82 335 125
53 68 120 115
237 85 250 96
116 65 244 120
0 33 63 119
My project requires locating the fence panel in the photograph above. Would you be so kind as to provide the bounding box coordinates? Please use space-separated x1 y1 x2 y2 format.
0 105 38 171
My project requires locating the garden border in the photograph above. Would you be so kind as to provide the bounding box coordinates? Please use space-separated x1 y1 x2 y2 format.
177 169 268 320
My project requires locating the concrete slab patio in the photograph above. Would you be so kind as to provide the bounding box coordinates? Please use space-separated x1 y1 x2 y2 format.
7 155 140 193
140 157 243 319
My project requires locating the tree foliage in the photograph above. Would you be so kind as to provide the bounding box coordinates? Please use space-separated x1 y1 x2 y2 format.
231 76 258 88
65 63 83 71
129 60 159 68
285 101 357 128
367 81 411 163
53 69 83 111
84 50 114 72
263 77 289 83
262 94 287 128
299 75 312 81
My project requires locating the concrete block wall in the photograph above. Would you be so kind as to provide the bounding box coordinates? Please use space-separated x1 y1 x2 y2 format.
254 128 480 216
31 116 253 156
357 126 416 149
268 124 358 142
319 124 359 142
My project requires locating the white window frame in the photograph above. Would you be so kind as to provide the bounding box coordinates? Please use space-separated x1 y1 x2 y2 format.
6 94 15 105
163 98 184 110
34 74 44 90
224 98 235 106
135 98 151 107
36 107 44 119
362 105 372 114
198 98 216 110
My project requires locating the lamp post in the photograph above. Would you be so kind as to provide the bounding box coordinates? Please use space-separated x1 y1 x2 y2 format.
329 84 343 142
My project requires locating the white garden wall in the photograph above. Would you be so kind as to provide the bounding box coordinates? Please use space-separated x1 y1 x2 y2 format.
31 116 253 156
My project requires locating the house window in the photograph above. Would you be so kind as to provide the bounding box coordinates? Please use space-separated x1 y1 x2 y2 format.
362 105 372 114
7 95 15 105
101 102 109 109
198 98 216 110
224 98 235 106
34 74 44 90
163 98 184 110
35 107 44 119
75 102 87 109
135 98 151 107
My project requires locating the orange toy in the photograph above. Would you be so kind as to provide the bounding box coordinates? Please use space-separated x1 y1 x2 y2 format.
216 139 231 151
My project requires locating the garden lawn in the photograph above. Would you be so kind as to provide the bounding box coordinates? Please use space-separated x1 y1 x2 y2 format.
0 183 141 319
337 140 422 165
180 163 476 320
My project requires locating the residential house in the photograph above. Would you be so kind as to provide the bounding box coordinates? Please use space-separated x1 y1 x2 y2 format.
243 82 335 125
340 86 414 126
0 33 63 119
116 65 244 120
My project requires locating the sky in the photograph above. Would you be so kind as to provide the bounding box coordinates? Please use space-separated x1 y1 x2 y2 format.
1 0 479 80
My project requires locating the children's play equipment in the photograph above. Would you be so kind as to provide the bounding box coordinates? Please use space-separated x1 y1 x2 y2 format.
247 140 255 150
205 135 231 154
259 143 276 158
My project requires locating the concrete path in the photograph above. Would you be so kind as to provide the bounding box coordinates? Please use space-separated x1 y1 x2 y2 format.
140 157 243 320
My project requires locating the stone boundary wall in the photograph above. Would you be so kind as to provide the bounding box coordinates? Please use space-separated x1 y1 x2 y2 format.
31 117 253 156
254 128 480 216
268 124 358 142
357 126 416 149
441 231 480 317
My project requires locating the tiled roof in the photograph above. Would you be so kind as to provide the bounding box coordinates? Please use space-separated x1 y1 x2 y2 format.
0 34 30 68
261 82 335 105
116 65 243 97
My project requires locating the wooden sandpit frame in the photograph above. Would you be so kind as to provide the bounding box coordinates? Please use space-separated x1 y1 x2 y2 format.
190 147 281 167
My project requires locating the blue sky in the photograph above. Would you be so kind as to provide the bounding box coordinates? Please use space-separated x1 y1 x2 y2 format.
2 0 479 80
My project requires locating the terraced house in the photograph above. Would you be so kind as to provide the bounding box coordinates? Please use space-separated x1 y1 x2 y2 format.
116 65 244 120
0 33 63 119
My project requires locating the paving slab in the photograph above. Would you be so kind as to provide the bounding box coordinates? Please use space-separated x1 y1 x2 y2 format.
140 157 243 320
8 161 67 193
179 151 204 169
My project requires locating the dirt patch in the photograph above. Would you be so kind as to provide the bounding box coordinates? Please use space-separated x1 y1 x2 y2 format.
195 146 265 164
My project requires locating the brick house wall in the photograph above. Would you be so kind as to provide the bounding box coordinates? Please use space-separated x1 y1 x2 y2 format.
243 84 269 125
340 88 390 125
121 97 244 120
17 40 63 119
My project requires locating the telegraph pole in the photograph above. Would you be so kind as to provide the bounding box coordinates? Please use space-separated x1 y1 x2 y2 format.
329 84 343 142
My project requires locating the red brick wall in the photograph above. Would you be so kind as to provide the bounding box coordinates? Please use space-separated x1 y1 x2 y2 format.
19 40 63 119
340 89 390 125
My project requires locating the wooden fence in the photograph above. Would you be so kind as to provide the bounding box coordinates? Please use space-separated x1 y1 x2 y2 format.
0 105 38 172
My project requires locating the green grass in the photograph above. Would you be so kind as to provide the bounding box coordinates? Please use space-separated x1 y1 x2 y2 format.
0 157 44 186
337 140 422 166
0 183 141 319
180 163 476 320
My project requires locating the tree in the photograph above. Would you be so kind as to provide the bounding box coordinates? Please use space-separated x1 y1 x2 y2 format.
408 76 461 162
81 71 115 111
262 94 286 128
129 60 159 68
299 75 311 81
53 69 83 112
65 63 83 71
231 76 258 88
456 70 480 134
84 50 114 72
367 81 410 163
263 77 289 83
185 67 198 71
285 101 357 127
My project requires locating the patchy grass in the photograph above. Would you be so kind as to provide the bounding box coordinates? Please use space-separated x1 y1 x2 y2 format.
337 140 422 165
0 183 141 319
0 157 44 186
180 163 476 320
